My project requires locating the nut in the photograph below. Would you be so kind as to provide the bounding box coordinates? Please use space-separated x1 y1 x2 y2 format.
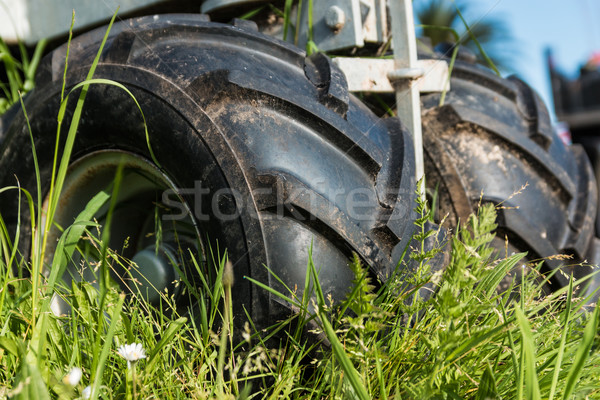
325 6 345 31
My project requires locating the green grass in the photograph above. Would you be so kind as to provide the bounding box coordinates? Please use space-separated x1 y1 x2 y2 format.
0 35 46 115
1 175 600 398
1 8 600 400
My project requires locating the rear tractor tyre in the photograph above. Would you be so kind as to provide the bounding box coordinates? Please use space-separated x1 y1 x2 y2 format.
421 61 600 289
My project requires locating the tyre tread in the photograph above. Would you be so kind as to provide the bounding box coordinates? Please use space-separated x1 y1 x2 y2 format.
422 61 598 274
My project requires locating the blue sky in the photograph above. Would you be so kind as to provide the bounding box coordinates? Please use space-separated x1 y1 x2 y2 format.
459 0 600 121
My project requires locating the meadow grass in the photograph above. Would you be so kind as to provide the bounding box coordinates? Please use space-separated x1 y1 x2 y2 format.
1 9 600 400
1 176 600 399
0 35 46 115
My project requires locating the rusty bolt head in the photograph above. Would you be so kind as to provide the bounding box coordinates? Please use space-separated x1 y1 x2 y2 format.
325 6 345 31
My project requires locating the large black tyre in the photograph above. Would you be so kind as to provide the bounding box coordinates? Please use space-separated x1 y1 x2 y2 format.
0 15 417 329
421 61 600 287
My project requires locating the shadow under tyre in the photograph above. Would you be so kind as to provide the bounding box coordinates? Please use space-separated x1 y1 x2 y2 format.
0 15 417 330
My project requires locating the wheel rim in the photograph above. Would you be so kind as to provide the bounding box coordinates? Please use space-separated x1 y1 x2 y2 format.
45 150 200 313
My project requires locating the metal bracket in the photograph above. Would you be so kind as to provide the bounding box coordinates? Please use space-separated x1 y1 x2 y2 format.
201 0 262 13
332 58 450 93
295 0 388 52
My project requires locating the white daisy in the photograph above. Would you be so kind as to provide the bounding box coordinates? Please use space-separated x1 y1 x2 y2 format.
117 343 147 369
64 366 82 386
82 385 91 399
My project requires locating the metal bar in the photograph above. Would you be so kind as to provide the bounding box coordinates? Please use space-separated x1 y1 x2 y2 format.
388 0 425 189
332 58 449 93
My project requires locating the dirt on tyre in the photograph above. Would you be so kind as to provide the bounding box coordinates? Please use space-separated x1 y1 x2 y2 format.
421 60 600 288
0 15 418 330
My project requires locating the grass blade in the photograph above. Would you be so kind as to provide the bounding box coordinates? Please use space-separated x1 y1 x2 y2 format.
244 275 301 309
42 9 119 273
453 5 500 76
475 363 498 400
282 0 293 41
308 256 370 400
548 274 573 400
46 189 111 290
89 293 125 400
514 306 541 400
146 317 187 371
562 304 599 399
26 38 47 80
14 359 51 400
317 312 370 400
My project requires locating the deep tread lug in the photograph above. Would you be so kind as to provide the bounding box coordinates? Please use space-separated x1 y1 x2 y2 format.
509 76 553 149
304 52 349 117
102 30 136 64
228 18 258 31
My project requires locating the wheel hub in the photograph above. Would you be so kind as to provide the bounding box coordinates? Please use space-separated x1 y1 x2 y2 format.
130 244 180 304
46 150 199 314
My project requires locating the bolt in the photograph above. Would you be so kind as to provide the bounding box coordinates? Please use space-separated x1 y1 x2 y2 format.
325 6 345 31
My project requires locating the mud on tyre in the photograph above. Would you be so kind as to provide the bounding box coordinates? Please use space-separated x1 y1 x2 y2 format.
421 60 600 288
0 15 417 330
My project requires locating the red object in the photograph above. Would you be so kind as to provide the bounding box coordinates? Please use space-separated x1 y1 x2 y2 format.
554 122 572 146
589 51 600 67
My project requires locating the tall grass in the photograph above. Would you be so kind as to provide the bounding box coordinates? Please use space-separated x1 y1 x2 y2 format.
0 36 46 115
2 160 599 398
1 8 600 400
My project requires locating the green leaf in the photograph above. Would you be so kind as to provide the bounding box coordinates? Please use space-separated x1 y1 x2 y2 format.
14 360 52 400
0 335 22 357
317 312 370 400
146 317 187 371
476 252 525 296
475 363 498 400
47 189 111 290
445 323 507 364
282 0 294 41
239 6 265 20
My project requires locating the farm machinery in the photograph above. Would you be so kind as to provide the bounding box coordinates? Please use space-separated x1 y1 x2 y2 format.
1 0 598 329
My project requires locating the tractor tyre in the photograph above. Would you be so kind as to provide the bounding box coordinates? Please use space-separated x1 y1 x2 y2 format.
0 15 417 330
421 61 600 288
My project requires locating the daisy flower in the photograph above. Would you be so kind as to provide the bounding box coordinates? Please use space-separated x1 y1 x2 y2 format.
117 343 147 369
64 366 82 386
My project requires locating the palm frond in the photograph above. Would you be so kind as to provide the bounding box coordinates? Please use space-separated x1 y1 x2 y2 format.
415 0 516 72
